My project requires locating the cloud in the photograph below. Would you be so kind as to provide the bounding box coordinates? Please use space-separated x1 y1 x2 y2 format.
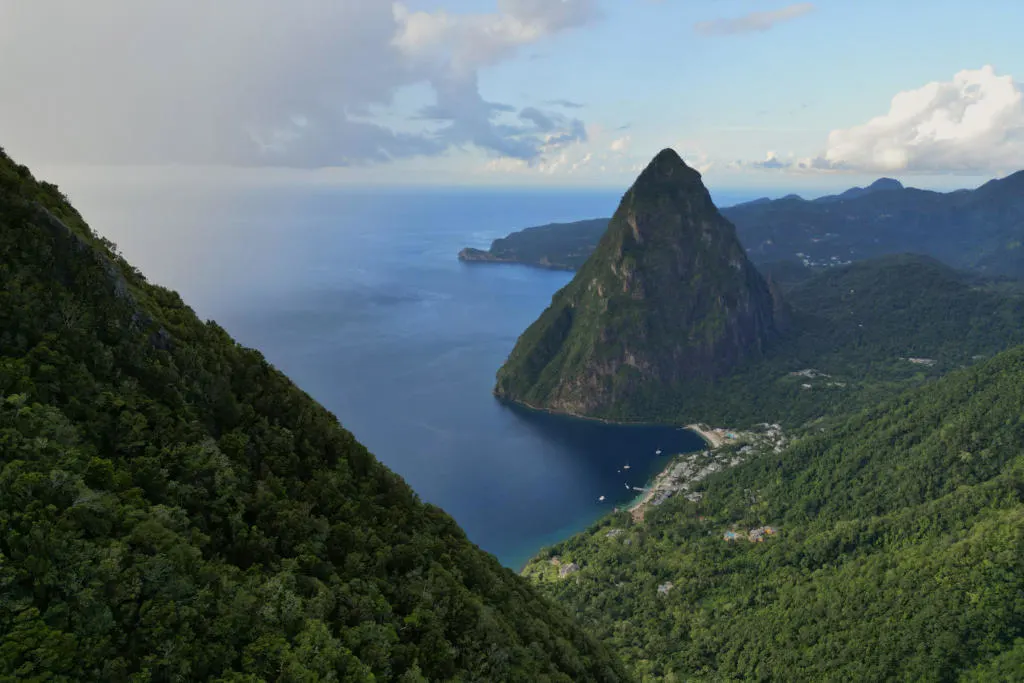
819 65 1024 173
546 99 585 109
0 1 598 167
750 151 788 169
609 136 632 153
695 3 815 36
737 66 1024 175
519 107 558 131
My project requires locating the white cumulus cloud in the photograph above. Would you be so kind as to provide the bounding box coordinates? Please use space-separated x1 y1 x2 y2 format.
739 66 1024 175
609 136 632 153
820 65 1024 173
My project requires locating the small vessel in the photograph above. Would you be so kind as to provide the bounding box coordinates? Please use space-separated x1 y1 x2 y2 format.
624 483 630 489
623 464 632 470
655 449 662 455
598 495 606 502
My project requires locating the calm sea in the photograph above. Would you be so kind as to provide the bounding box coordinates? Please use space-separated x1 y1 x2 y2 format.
74 184 761 569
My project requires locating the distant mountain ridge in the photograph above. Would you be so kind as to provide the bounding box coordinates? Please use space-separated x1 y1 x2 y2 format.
459 170 1024 277
813 177 904 202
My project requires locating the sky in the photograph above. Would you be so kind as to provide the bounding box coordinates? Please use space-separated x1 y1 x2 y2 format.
2 0 1023 192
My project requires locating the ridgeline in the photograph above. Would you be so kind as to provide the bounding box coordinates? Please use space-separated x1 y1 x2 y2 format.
0 147 628 682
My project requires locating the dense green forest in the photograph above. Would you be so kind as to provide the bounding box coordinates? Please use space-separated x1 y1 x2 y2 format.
524 344 1024 681
0 148 629 681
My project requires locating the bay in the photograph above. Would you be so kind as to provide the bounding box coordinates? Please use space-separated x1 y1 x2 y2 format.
75 184 759 568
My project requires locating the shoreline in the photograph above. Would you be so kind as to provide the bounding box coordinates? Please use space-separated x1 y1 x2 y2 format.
627 426 724 522
497 398 721 567
493 395 684 428
684 423 728 449
458 252 576 272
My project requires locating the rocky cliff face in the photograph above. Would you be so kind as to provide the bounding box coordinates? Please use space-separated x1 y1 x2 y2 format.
494 148 779 419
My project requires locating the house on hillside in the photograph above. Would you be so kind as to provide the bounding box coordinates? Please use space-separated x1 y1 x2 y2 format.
748 526 777 542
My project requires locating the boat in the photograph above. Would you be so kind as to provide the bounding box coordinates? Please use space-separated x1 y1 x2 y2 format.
598 495 606 502
655 449 662 455
623 464 631 470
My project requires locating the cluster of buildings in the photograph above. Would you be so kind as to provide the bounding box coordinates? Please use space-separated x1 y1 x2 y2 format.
723 526 777 543
794 251 853 268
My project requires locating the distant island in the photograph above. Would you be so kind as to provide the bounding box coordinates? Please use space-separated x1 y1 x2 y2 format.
458 218 608 270
459 172 1024 278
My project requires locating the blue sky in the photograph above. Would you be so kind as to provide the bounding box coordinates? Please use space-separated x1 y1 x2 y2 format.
3 1 1023 192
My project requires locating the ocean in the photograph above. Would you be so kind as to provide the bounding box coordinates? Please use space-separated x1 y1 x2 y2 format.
73 184 760 569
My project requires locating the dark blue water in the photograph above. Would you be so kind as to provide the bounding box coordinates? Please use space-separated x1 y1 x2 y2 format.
77 185 756 569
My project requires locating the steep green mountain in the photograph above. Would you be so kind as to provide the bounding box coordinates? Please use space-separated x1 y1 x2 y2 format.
0 148 629 682
612 253 1024 427
457 170 1024 277
459 218 607 270
495 149 780 418
523 344 1024 681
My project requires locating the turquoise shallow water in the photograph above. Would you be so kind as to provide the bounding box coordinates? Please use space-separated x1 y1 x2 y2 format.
80 186 754 568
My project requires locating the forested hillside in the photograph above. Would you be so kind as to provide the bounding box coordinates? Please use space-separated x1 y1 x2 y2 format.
0 148 629 682
640 253 1024 427
524 344 1024 681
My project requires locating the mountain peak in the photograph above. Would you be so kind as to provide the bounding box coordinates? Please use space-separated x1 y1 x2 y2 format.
869 177 904 191
634 148 704 191
495 149 779 418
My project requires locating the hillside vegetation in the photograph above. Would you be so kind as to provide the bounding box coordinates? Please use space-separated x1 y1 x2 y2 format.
524 344 1024 681
0 148 629 682
636 253 1024 427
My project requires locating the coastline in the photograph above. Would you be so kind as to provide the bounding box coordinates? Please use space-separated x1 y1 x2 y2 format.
627 426 724 522
458 252 576 272
685 423 728 449
496 398 727 566
494 394 683 428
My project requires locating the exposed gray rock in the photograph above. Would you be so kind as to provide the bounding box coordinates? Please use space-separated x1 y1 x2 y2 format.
559 562 580 578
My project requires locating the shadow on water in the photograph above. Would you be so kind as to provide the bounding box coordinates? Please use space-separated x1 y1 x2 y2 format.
493 400 706 569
